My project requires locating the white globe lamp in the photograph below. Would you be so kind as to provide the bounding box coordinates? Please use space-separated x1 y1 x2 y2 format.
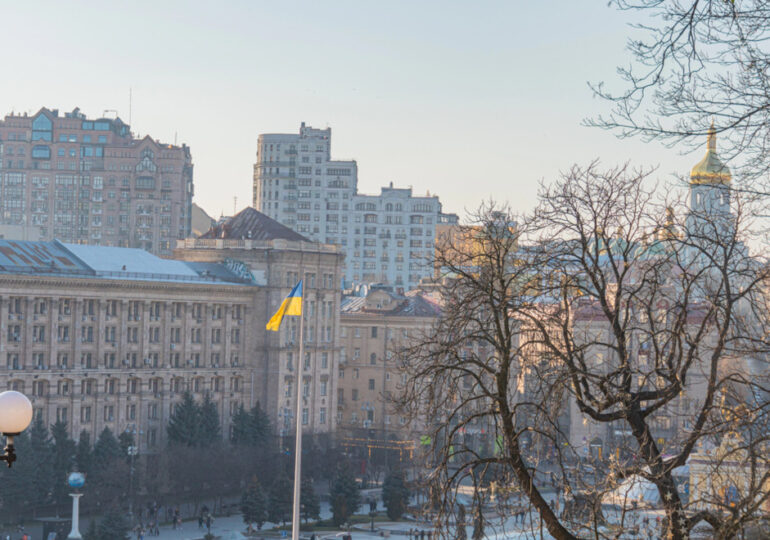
0 390 34 467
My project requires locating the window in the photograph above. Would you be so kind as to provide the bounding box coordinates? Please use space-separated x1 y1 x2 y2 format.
370 353 377 365
320 408 326 424
302 408 309 425
368 379 375 390
371 326 378 338
352 389 358 401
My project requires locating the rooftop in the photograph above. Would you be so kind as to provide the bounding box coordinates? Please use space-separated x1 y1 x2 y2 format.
199 207 309 242
0 239 253 286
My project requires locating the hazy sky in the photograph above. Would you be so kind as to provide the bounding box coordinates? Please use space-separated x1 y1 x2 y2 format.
1 1 703 220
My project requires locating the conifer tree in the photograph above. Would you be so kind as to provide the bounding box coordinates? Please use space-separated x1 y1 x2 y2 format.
97 508 131 540
93 427 122 469
330 465 360 526
241 476 268 530
267 471 293 525
51 420 76 506
382 469 410 520
231 404 251 446
300 475 321 522
75 430 93 475
199 393 221 445
167 391 201 447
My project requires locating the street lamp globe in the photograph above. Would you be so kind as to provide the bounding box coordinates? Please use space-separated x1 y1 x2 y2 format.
68 472 86 489
0 391 33 434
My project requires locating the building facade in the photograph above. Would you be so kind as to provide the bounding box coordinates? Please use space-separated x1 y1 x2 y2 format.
337 286 440 462
0 239 256 451
252 123 457 290
0 107 193 256
175 207 345 436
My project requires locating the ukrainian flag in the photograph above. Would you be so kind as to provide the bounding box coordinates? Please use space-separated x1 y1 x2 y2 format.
266 280 303 331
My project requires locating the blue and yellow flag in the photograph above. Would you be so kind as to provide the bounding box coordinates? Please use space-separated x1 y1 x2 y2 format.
266 280 303 331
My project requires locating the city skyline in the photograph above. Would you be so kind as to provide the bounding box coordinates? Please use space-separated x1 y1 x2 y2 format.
0 1 700 223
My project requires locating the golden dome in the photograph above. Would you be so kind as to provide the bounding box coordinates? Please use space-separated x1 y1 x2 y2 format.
690 123 731 185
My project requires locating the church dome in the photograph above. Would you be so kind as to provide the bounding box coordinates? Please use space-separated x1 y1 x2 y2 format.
690 124 731 185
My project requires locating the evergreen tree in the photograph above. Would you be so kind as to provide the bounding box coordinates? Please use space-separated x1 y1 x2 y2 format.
330 465 360 526
167 392 200 447
118 430 134 461
267 471 293 525
300 475 320 522
97 508 131 540
382 469 410 520
249 402 271 445
0 422 53 517
230 404 251 446
231 402 272 446
241 476 268 530
50 420 76 506
75 430 93 475
83 518 98 540
93 427 122 469
199 393 221 445
456 504 467 540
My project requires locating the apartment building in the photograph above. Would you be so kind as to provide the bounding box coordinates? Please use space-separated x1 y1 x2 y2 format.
0 107 193 256
337 286 440 462
252 123 457 290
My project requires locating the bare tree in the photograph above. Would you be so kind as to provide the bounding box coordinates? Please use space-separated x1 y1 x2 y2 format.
399 164 770 540
588 1 770 183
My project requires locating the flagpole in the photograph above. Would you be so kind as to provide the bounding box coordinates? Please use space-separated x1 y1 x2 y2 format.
291 292 305 540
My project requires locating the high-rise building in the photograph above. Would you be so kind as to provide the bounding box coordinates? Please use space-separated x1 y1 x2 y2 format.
253 123 457 290
0 107 193 256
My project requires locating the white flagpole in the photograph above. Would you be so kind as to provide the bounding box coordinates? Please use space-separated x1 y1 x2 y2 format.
291 291 305 540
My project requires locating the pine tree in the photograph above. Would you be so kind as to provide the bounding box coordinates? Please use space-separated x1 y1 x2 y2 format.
232 402 272 446
75 430 93 475
199 393 221 445
456 504 467 540
249 402 271 445
97 508 131 540
231 404 251 446
330 465 360 526
382 469 410 520
93 427 122 469
83 518 98 540
50 420 76 506
25 416 54 509
118 430 134 461
241 476 268 530
267 471 293 525
300 475 320 522
167 392 201 447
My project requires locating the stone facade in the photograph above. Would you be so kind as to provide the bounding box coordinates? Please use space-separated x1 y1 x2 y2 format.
337 287 440 458
0 241 255 451
175 207 345 436
0 107 193 256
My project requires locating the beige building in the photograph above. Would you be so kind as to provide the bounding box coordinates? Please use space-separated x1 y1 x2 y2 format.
337 286 440 461
175 207 345 435
0 107 193 256
0 239 255 450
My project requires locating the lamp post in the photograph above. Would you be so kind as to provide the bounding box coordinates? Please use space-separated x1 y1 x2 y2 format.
0 390 34 467
67 472 86 540
124 424 142 521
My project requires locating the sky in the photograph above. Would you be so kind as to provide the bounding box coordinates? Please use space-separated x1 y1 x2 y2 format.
0 1 703 220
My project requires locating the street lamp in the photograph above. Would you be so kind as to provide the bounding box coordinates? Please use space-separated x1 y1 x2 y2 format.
67 472 86 540
0 390 33 467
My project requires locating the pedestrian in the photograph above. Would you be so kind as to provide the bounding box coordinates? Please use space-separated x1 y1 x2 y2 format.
206 515 212 533
420 530 425 540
